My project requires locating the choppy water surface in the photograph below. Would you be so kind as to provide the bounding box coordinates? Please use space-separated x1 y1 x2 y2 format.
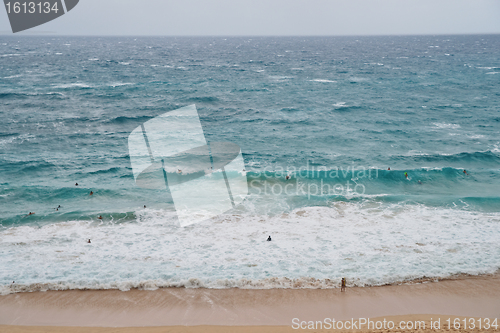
1 35 499 294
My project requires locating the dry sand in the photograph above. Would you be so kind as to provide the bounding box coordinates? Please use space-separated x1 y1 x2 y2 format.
0 274 499 332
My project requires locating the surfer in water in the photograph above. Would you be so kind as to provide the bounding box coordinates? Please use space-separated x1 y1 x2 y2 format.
387 167 391 171
89 191 93 196
286 175 291 180
463 170 469 175
404 172 408 179
267 235 272 241
87 239 91 244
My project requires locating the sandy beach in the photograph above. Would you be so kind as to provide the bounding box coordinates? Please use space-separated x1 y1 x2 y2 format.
1 315 499 333
1 274 499 332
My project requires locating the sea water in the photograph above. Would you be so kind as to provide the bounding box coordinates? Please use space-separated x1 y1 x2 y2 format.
1 35 499 294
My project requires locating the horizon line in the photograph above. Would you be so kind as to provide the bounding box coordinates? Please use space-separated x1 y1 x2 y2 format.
2 32 500 37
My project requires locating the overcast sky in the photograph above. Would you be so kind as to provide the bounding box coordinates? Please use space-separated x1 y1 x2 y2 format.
1 0 500 36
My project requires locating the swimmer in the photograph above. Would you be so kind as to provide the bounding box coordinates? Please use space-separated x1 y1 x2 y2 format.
89 191 93 196
404 172 408 179
75 182 78 186
87 239 91 244
418 180 422 185
341 278 346 292
285 175 290 180
463 170 469 176
267 235 272 241
388 167 391 171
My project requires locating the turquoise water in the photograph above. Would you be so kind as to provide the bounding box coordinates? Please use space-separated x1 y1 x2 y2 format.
0 36 499 293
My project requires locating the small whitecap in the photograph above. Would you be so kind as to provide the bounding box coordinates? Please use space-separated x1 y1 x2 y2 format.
433 122 461 129
309 79 336 83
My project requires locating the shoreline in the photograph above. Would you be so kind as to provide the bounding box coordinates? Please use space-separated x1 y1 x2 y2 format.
3 270 499 295
0 273 499 328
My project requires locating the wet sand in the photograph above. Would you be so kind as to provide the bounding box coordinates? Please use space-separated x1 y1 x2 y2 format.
0 274 499 332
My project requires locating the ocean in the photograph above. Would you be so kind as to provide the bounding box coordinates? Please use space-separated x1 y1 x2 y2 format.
0 35 499 294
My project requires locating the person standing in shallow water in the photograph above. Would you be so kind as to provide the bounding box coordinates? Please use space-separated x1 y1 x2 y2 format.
341 278 346 292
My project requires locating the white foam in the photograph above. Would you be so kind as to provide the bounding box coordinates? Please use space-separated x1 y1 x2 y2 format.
405 150 430 156
309 79 336 83
109 82 133 88
1 54 21 57
432 123 461 129
3 74 22 79
0 133 35 147
53 83 92 89
1 202 499 294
